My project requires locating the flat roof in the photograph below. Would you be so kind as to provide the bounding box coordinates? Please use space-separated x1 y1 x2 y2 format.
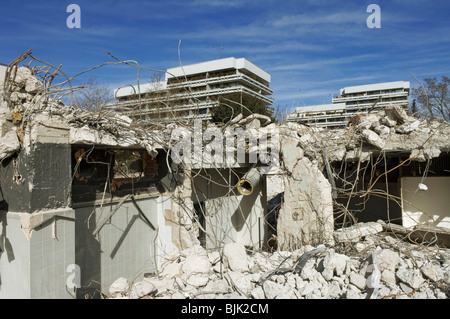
340 81 410 95
295 103 346 113
166 57 271 83
114 81 167 98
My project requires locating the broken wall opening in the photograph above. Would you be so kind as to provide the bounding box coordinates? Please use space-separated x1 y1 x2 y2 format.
333 152 450 229
71 146 170 298
191 167 268 251
71 146 168 204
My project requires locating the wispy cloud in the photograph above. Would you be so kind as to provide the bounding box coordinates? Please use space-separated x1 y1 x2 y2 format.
268 54 381 72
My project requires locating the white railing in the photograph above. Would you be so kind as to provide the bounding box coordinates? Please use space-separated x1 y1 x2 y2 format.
332 91 408 103
168 73 274 95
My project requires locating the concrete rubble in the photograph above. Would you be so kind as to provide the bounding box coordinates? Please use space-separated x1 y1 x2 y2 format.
0 66 162 160
1 62 450 299
107 231 450 299
282 105 450 169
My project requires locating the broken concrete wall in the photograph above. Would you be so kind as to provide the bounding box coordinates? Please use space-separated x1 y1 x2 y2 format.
276 131 334 250
74 195 172 298
0 209 76 299
281 106 450 232
285 106 450 169
0 64 173 299
192 168 267 250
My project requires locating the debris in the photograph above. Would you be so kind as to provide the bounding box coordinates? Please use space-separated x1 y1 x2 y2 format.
223 242 249 272
107 232 450 299
396 267 425 289
421 263 444 282
2 54 450 300
418 183 428 191
130 280 157 299
0 130 20 161
334 222 383 243
109 277 129 297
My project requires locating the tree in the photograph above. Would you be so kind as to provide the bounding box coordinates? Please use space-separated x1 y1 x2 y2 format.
409 98 418 117
411 76 450 122
211 92 273 124
75 76 112 112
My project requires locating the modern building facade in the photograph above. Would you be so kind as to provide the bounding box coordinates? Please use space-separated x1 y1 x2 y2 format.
287 81 410 129
0 63 6 78
110 57 274 125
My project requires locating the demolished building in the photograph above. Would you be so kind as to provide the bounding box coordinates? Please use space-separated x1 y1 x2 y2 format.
0 54 449 299
0 59 277 298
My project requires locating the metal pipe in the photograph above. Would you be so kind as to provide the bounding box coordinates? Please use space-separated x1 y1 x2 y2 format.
237 167 261 196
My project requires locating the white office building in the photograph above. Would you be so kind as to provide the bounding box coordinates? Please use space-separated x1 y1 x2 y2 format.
0 63 7 86
110 57 274 125
287 81 410 129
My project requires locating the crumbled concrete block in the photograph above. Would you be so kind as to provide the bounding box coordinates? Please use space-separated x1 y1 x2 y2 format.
362 129 385 149
182 255 211 276
381 269 397 285
130 280 157 299
345 149 371 162
373 124 391 138
395 120 420 134
396 267 425 289
444 271 450 285
322 252 349 277
300 279 322 298
161 262 182 279
223 242 249 272
186 274 209 288
424 147 441 160
410 148 426 162
25 77 43 93
263 280 284 299
346 285 365 299
357 114 381 130
245 118 261 129
333 222 383 243
381 116 397 127
327 280 342 299
228 271 254 295
0 130 21 160
203 279 230 294
376 249 401 272
349 272 367 290
12 67 33 86
143 278 175 296
109 277 129 296
421 263 444 282
208 251 221 265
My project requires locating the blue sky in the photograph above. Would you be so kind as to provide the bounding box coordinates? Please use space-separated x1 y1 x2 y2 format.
1 0 449 114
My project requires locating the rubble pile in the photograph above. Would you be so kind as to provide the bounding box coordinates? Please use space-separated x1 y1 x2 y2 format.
283 106 450 169
107 225 450 299
0 66 161 160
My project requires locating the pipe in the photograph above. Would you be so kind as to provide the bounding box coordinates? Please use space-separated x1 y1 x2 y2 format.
237 167 262 196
